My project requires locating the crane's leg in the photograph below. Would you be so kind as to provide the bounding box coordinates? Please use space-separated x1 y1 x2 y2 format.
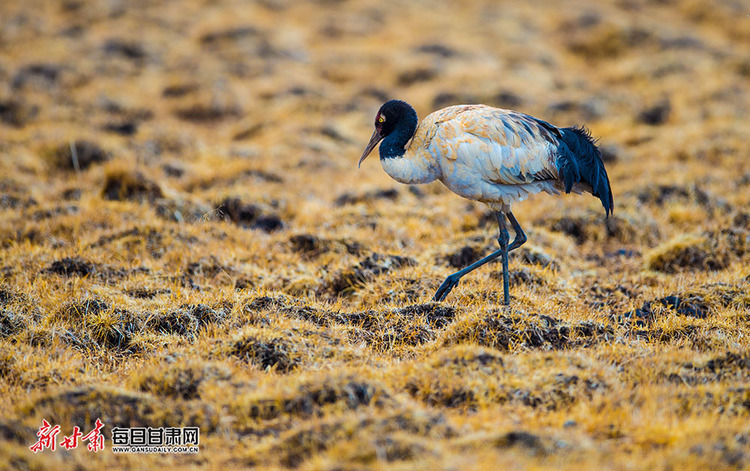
433 211 521 304
497 213 510 305
506 211 527 251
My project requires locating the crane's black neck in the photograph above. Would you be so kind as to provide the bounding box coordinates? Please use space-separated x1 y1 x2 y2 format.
379 102 418 160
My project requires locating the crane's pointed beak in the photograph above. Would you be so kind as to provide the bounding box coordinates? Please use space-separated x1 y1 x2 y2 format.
358 129 383 168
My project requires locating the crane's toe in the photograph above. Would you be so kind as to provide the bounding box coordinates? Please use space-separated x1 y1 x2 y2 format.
433 274 461 302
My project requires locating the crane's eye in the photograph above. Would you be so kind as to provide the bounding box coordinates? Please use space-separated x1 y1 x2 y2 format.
377 115 385 123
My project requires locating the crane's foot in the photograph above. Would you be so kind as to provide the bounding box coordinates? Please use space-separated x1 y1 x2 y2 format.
433 274 461 302
432 211 524 305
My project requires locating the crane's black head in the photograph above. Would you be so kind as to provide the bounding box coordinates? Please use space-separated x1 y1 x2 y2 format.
359 100 418 167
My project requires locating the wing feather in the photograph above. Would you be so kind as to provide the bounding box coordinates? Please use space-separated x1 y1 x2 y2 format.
415 105 560 187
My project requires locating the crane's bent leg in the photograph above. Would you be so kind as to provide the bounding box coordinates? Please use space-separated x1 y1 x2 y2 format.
432 212 512 303
506 211 527 251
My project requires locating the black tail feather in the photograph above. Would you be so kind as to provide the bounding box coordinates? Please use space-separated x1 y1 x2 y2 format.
556 126 614 217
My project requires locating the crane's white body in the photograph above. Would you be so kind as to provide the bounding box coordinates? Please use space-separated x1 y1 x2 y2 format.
379 104 574 212
362 99 612 304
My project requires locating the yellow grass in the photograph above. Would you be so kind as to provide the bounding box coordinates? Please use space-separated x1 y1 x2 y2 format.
1 0 749 469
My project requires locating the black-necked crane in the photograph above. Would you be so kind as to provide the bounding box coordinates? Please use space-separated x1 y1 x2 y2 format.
359 100 613 306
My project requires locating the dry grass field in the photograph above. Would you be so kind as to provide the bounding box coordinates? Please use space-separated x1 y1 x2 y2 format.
1 0 750 469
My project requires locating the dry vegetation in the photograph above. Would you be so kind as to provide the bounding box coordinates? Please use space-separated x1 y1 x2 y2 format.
1 0 750 469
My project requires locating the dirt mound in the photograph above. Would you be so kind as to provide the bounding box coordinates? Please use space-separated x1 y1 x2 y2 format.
229 330 300 372
236 374 390 421
547 210 660 245
321 253 417 296
124 287 172 299
445 245 479 268
334 188 399 206
102 168 163 203
217 197 284 232
42 140 109 171
87 308 141 351
288 303 455 351
645 233 740 273
0 309 24 338
146 304 229 338
288 233 363 259
398 303 456 328
0 97 38 127
262 410 453 468
43 257 96 277
22 386 159 429
133 361 232 400
620 295 708 326
444 311 612 351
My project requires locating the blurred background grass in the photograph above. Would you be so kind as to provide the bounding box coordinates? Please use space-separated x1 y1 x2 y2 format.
1 0 750 469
